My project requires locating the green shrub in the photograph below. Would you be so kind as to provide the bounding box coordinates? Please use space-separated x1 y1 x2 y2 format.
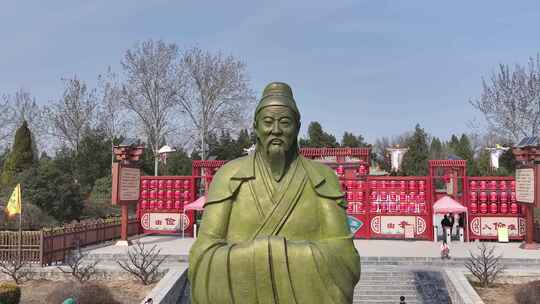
45 282 119 304
0 283 21 304
515 280 540 304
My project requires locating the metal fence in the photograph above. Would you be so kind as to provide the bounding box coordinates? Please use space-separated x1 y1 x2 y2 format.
0 217 140 266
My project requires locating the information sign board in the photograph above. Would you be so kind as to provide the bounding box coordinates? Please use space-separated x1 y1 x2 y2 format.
112 163 141 204
516 168 534 204
119 167 140 201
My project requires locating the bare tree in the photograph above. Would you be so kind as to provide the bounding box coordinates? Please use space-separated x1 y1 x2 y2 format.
0 259 32 284
120 40 181 175
117 240 166 285
58 239 100 283
470 55 540 142
97 67 130 165
46 76 98 153
465 242 505 287
1 89 48 152
177 47 255 160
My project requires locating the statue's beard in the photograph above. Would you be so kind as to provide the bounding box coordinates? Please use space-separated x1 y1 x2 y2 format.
267 144 286 182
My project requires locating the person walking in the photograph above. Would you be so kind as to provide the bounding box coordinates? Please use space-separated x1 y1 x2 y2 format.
448 213 455 238
441 214 451 242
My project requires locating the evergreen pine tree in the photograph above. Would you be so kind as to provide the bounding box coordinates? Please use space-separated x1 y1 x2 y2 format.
456 134 475 175
429 137 445 160
303 121 338 147
0 121 35 186
400 124 430 176
341 132 366 147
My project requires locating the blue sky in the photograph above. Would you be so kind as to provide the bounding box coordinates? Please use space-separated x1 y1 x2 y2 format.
2 1 540 143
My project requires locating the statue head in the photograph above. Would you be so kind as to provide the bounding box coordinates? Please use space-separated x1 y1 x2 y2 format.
254 82 301 180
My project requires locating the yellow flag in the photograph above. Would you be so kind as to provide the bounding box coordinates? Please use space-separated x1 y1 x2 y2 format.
5 184 21 216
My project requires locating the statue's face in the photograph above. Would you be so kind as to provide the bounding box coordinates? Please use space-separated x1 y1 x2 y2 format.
255 105 299 154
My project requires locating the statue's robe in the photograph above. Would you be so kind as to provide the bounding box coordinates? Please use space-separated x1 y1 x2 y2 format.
188 152 360 304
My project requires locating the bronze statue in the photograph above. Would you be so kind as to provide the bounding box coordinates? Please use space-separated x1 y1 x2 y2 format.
188 82 360 304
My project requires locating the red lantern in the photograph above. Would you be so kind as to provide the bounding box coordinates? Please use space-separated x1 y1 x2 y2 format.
489 203 498 214
184 191 191 200
184 180 191 189
409 180 417 190
150 190 157 200
390 180 397 189
166 190 173 200
419 180 426 190
359 164 367 175
174 180 182 189
409 191 417 202
480 202 488 214
149 200 156 209
500 203 508 214
470 180 477 191
156 200 164 209
166 180 173 189
141 190 148 199
336 165 344 176
141 200 148 209
489 192 498 203
370 202 379 212
470 202 478 214
510 180 516 190
150 179 157 189
479 180 487 190
174 201 182 209
479 191 487 203
510 192 516 202
142 179 149 189
510 203 518 214
500 191 508 203
418 191 425 202
499 181 507 190
399 180 407 191
166 200 173 209
174 190 181 200
489 180 497 190
399 203 408 213
158 180 165 189
470 192 477 203
158 190 165 200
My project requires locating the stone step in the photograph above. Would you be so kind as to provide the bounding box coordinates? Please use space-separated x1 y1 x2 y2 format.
353 301 420 304
354 295 419 302
356 290 419 296
355 285 416 291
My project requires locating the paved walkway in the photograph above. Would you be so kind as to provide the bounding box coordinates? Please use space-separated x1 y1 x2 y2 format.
87 235 540 259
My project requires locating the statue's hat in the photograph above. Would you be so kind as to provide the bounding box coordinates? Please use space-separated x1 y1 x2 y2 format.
255 82 300 120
